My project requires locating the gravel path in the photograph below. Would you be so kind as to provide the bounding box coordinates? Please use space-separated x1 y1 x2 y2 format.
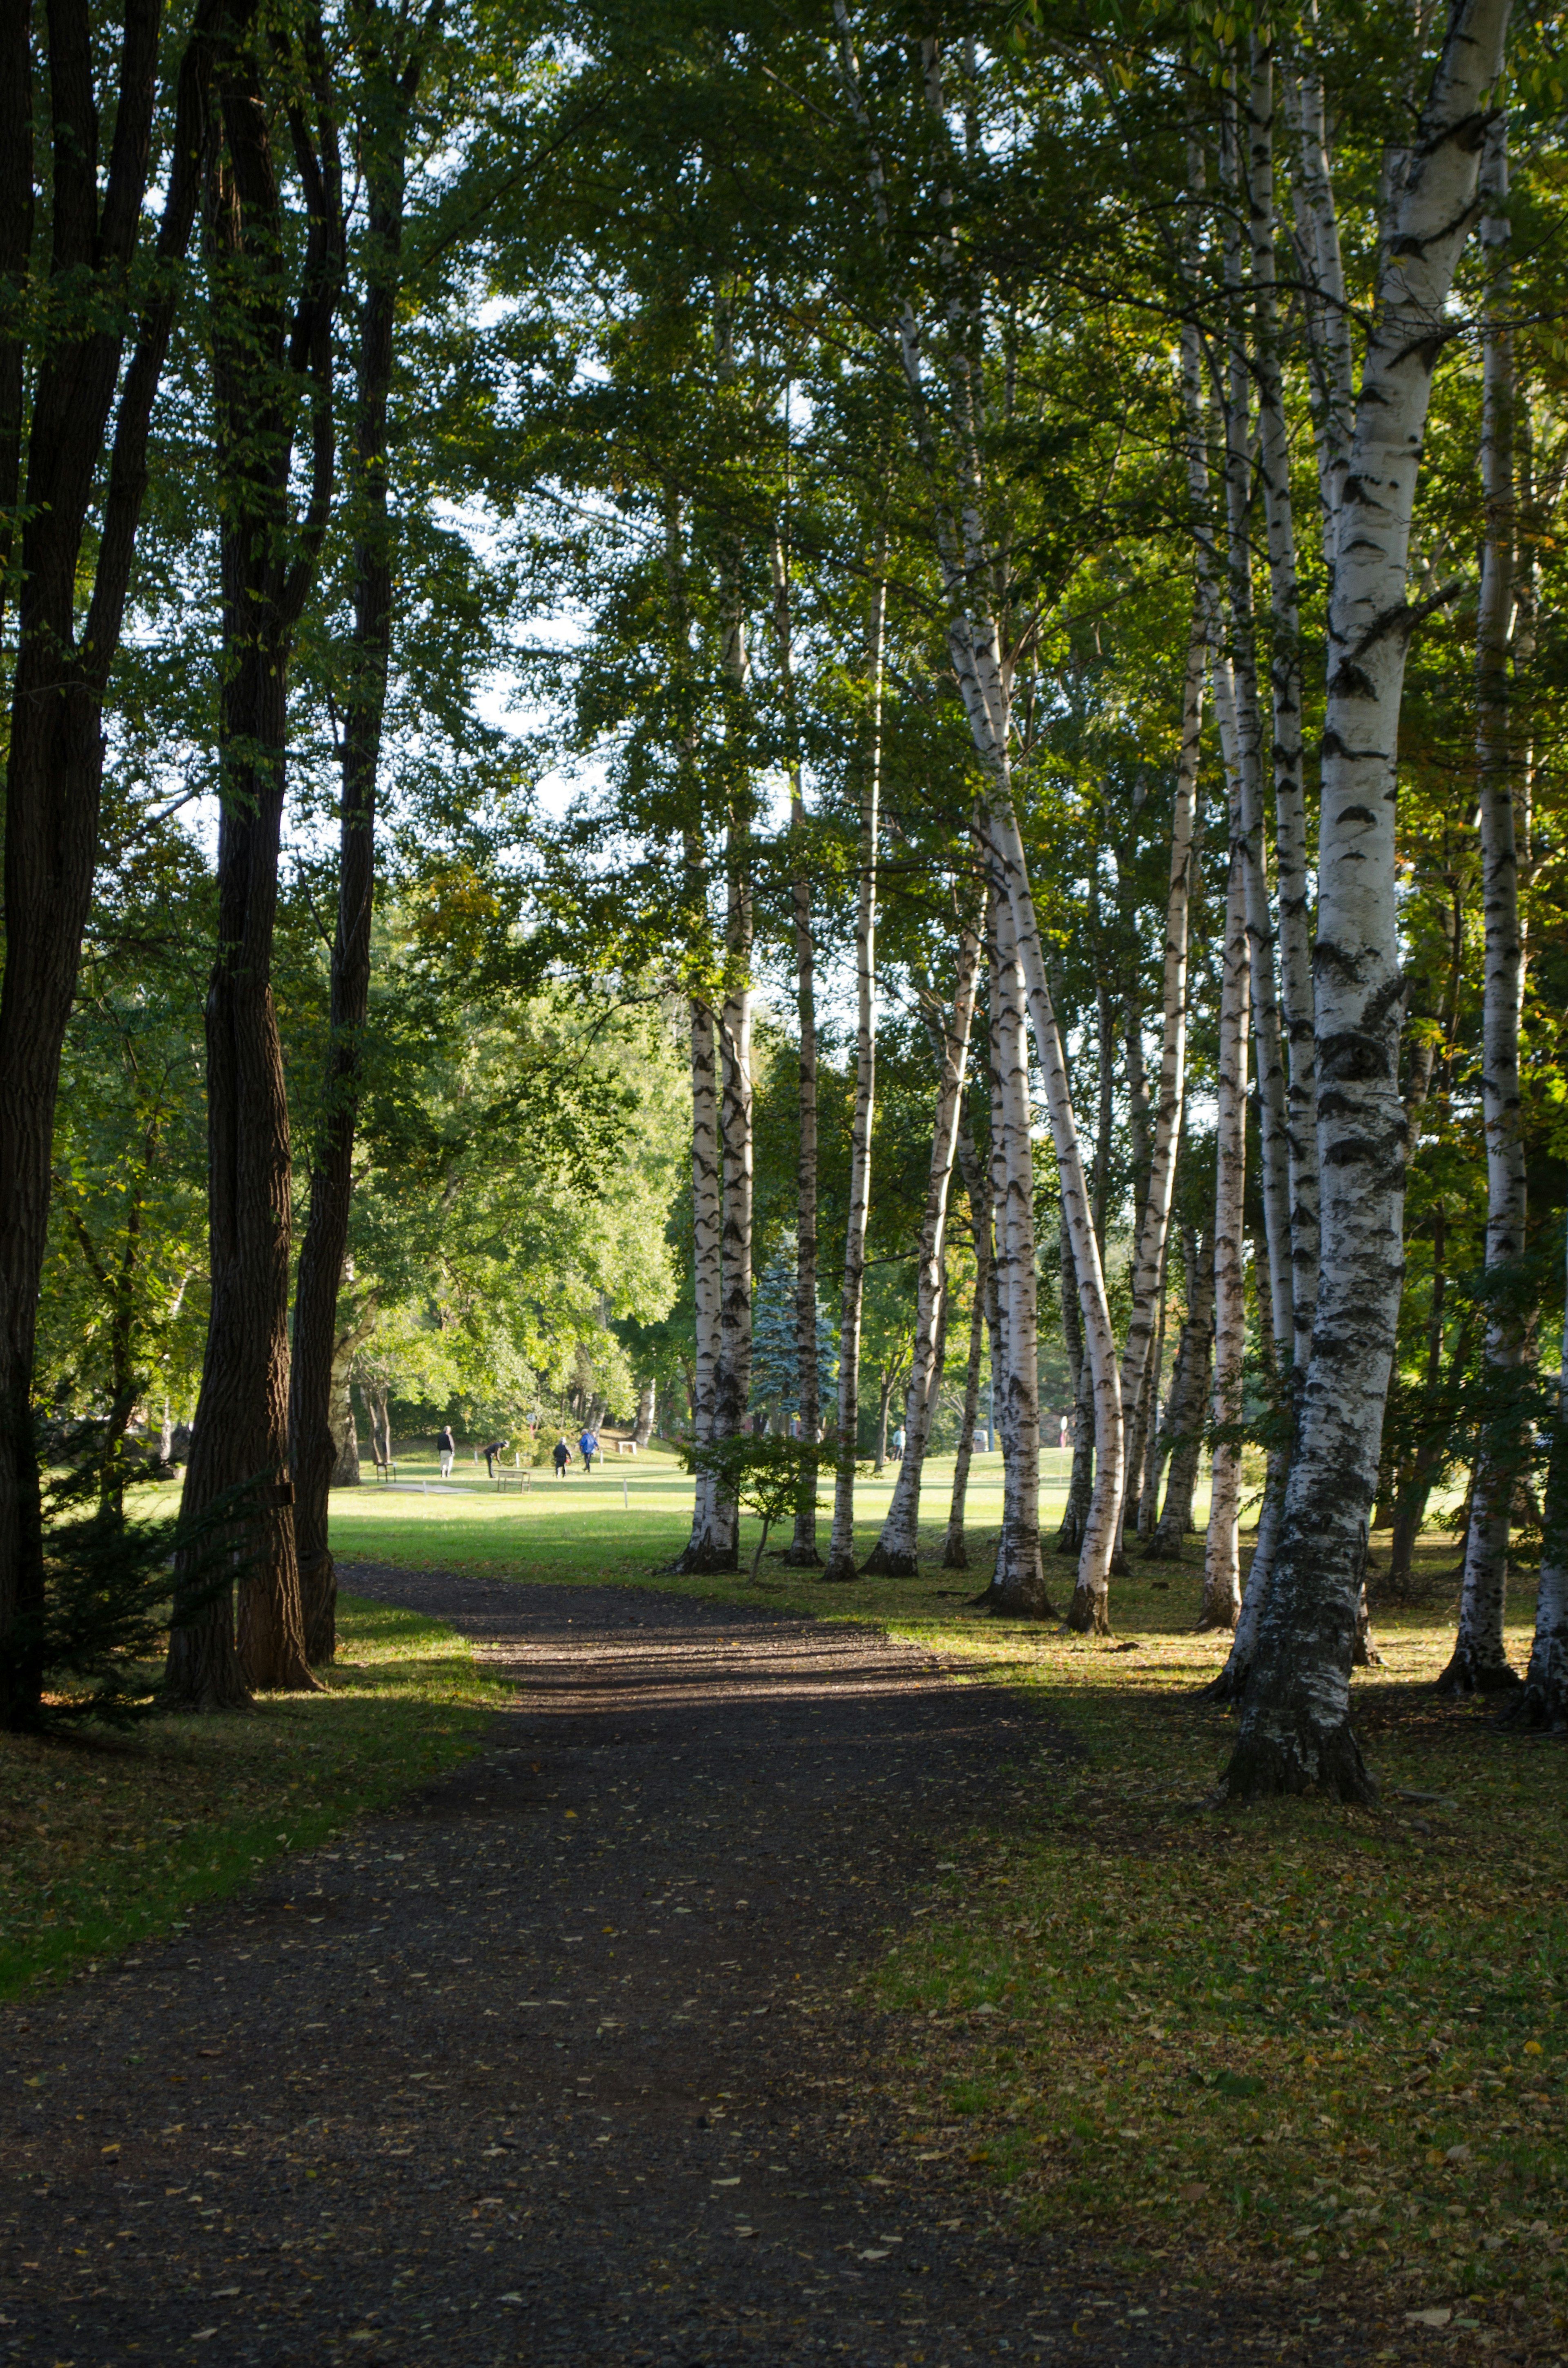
2 1569 1366 2365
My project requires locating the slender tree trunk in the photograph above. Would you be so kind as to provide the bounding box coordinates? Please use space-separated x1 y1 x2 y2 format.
1151 1229 1216 1556
167 41 342 1706
632 1383 656 1451
1137 1268 1169 1538
943 1254 987 1570
866 920 981 1575
670 997 724 1571
712 843 753 1574
0 0 233 1727
289 71 407 1666
822 578 884 1582
1055 1215 1094 1556
771 531 822 1565
329 1352 361 1488
944 1122 993 1570
1200 720 1251 1634
1441 114 1525 1700
1249 37 1320 1380
980 887 1051 1617
1227 0 1512 1801
1219 91 1294 1375
1116 605 1203 1542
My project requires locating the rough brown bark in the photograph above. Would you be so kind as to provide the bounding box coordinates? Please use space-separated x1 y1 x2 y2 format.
0 0 234 1727
290 56 410 1667
166 15 342 1708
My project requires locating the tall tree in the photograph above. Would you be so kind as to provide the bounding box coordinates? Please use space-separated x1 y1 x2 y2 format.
289 16 424 1666
0 0 240 1727
165 3 344 1708
821 578 884 1582
1439 111 1526 1699
1226 0 1513 1801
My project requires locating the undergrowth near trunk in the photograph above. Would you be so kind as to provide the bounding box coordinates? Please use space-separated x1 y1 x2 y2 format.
0 1594 507 1998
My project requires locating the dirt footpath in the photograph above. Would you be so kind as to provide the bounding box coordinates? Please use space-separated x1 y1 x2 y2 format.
1 1570 1368 2366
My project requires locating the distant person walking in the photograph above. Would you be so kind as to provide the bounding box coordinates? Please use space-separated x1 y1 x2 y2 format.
552 1436 571 1477
890 1424 906 1463
437 1423 455 1480
579 1427 599 1474
482 1439 506 1480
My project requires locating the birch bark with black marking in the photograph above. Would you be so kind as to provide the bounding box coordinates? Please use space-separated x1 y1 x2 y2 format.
1227 0 1512 1800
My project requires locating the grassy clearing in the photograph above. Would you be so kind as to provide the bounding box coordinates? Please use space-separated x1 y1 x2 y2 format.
869 1566 1565 2355
330 1452 1565 2346
0 1593 508 1999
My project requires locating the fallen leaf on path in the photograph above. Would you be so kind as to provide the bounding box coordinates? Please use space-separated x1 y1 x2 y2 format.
1405 2308 1452 2328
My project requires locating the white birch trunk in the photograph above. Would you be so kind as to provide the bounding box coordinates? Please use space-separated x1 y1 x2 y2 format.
1115 604 1203 1538
1228 0 1514 1800
822 578 883 1581
980 884 1049 1616
1250 39 1322 1373
1200 718 1252 1633
771 527 823 1564
674 995 723 1569
1219 94 1295 1367
713 838 754 1570
865 920 981 1574
1442 111 1526 1697
944 1122 993 1569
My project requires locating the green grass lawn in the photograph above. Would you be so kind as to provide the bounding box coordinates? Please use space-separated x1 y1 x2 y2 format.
331 1445 1565 2346
0 1594 509 2000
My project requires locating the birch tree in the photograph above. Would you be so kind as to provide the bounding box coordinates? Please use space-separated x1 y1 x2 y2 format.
1199 709 1252 1636
821 580 884 1583
1225 0 1514 1802
1114 609 1203 1543
1439 114 1526 1699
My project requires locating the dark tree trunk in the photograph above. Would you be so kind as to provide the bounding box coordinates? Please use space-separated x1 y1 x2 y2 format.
165 19 342 1708
0 0 232 1728
290 67 411 1666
